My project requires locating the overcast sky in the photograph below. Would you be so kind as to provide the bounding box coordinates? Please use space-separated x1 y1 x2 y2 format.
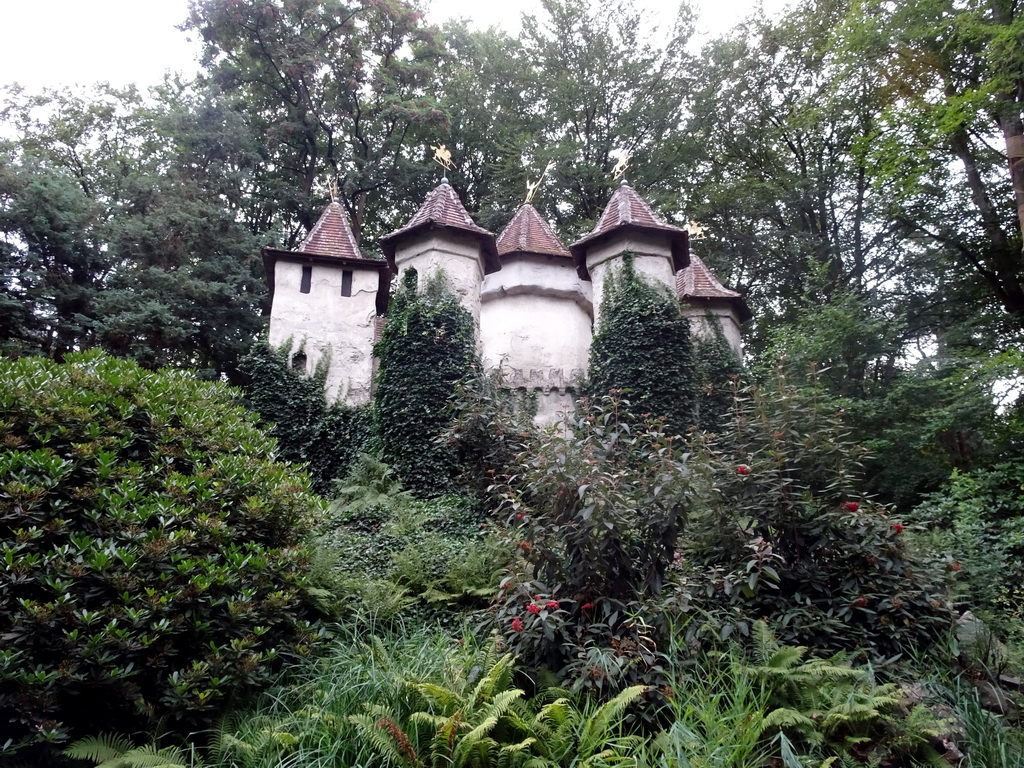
0 0 789 92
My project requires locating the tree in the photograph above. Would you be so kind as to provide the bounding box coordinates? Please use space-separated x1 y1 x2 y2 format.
185 0 449 246
835 0 1024 332
0 83 267 381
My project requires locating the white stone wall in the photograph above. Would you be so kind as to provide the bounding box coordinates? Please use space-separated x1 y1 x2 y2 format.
267 259 379 405
584 232 677 327
480 255 593 427
393 232 484 325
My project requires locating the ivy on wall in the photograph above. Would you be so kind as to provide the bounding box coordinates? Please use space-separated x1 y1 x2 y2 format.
241 339 372 496
374 268 477 496
587 254 697 434
694 313 745 432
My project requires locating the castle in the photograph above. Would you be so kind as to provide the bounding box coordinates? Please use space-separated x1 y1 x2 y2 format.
261 178 751 425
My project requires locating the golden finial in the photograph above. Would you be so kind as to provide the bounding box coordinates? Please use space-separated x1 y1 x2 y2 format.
685 221 708 240
431 144 456 171
524 160 553 205
611 149 632 181
329 176 340 201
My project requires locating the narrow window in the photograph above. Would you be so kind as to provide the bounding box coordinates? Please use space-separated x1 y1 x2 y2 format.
291 351 307 372
341 269 353 297
300 265 312 294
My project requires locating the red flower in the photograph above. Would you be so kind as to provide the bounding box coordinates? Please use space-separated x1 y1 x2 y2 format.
843 501 859 512
545 600 559 610
737 465 750 475
853 595 869 607
581 602 595 612
511 617 523 632
515 514 524 520
526 604 541 615
892 523 905 533
950 561 962 572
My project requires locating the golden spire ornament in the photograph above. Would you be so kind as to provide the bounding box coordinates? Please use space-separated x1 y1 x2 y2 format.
611 148 631 181
524 160 553 205
685 221 708 240
431 144 456 172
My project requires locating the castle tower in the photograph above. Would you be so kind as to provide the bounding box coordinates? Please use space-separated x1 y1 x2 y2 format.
481 203 593 425
569 181 689 327
676 254 752 357
262 199 390 405
379 179 499 326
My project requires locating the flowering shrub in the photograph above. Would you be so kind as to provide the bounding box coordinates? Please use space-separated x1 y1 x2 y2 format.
679 368 950 657
485 394 689 690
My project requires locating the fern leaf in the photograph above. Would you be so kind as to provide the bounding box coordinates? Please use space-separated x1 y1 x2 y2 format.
577 685 647 758
63 734 135 764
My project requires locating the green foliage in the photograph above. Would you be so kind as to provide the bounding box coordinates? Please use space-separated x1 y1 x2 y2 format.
63 734 198 768
317 454 510 623
587 255 697 434
445 368 537 501
693 314 745 433
910 453 1024 639
0 352 324 756
679 367 951 657
349 650 648 768
487 394 689 693
240 338 372 495
374 269 478 496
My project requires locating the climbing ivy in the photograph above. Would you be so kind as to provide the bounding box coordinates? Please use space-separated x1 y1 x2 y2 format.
694 313 745 432
374 268 477 496
241 339 371 496
587 254 697 434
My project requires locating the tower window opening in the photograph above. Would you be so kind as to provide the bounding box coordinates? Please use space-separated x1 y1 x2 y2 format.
300 265 312 293
341 270 353 297
291 351 307 372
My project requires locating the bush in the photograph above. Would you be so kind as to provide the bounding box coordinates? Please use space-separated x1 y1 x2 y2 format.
487 394 690 692
0 352 324 756
679 367 951 657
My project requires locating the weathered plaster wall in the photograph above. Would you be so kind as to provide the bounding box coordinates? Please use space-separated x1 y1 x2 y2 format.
267 260 379 405
681 304 744 357
480 255 593 427
393 232 484 324
584 232 677 327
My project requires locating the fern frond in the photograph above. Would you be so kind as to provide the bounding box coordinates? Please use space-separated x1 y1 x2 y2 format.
63 734 135 764
416 681 467 713
761 706 816 733
469 653 516 707
577 685 647 758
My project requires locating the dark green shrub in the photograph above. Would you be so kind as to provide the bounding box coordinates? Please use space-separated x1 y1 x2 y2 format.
374 269 476 496
0 351 324 756
240 339 372 495
587 254 697 435
680 367 951 657
911 455 1024 637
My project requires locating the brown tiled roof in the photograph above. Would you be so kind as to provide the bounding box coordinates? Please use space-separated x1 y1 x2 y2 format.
676 254 752 323
496 204 571 259
261 199 391 314
379 180 500 274
299 200 362 259
569 182 689 279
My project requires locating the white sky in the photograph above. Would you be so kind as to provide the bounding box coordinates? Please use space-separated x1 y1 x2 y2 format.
0 0 789 91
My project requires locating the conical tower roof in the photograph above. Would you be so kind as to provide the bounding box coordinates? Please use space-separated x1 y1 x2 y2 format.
496 204 571 260
569 181 689 279
379 179 500 274
298 199 363 259
676 253 752 322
